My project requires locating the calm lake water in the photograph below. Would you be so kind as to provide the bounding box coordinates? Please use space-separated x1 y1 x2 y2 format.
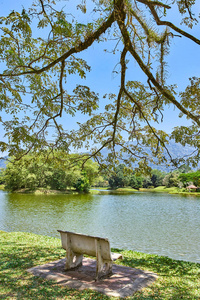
0 190 200 263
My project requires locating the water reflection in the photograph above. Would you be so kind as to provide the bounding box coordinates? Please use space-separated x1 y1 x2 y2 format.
0 190 200 263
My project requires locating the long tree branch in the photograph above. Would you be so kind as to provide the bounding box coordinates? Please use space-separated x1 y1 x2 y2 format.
112 47 127 144
0 11 115 77
139 1 200 45
115 2 200 127
59 60 65 117
124 88 175 163
136 0 171 9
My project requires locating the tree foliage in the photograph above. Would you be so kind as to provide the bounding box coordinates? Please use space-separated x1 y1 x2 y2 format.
108 163 143 189
150 169 166 187
0 168 5 184
0 0 200 170
108 164 131 188
163 171 181 188
3 152 99 192
179 170 200 187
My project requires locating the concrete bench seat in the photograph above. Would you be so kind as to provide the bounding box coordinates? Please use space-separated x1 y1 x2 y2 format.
58 230 122 281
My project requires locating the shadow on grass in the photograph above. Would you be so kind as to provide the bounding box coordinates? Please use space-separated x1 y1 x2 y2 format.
1 235 199 300
112 249 200 300
0 240 111 300
120 251 199 276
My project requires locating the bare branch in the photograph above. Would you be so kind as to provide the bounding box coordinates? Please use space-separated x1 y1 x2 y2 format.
136 0 171 9
115 5 200 127
112 47 127 144
145 3 200 45
124 88 175 163
184 0 194 20
38 0 54 28
59 60 65 117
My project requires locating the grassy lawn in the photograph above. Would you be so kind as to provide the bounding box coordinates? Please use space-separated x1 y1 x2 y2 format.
139 186 200 196
90 187 138 195
0 231 199 299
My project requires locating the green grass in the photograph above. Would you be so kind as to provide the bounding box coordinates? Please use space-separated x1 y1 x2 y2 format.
1 187 79 195
153 186 180 193
91 187 109 190
140 186 200 196
0 231 199 299
90 187 138 195
140 186 180 193
114 187 138 192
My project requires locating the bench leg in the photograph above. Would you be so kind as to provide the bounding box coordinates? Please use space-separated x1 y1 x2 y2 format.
104 261 112 276
65 247 83 269
95 239 112 281
65 234 83 270
73 253 83 268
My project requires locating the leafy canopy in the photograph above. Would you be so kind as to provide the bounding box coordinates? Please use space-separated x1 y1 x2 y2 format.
0 0 200 171
3 151 100 192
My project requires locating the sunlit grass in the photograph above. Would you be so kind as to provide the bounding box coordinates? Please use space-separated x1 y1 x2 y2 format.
140 186 200 196
90 187 138 194
114 187 138 192
153 186 180 193
0 231 199 299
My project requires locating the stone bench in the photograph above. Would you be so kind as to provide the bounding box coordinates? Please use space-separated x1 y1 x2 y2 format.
58 230 122 281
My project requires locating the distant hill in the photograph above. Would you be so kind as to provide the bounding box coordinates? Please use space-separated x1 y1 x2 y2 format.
0 156 8 169
0 141 197 172
153 141 196 172
100 140 196 172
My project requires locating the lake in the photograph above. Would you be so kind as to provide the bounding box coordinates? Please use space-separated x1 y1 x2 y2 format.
0 190 200 263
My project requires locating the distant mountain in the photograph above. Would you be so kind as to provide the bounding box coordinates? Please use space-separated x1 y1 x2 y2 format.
0 141 197 172
0 156 8 169
100 140 196 172
152 141 196 172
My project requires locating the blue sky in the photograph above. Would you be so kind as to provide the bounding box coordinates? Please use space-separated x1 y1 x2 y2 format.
0 0 199 155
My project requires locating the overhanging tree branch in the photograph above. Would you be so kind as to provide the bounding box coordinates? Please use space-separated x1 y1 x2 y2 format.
112 47 127 144
116 4 200 127
0 11 115 77
1 0 200 168
124 88 174 163
145 2 200 45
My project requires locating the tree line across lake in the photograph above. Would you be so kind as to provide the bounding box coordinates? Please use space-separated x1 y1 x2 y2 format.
0 153 200 193
0 153 99 193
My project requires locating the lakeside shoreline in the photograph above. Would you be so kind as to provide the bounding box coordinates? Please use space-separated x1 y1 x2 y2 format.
1 184 200 196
